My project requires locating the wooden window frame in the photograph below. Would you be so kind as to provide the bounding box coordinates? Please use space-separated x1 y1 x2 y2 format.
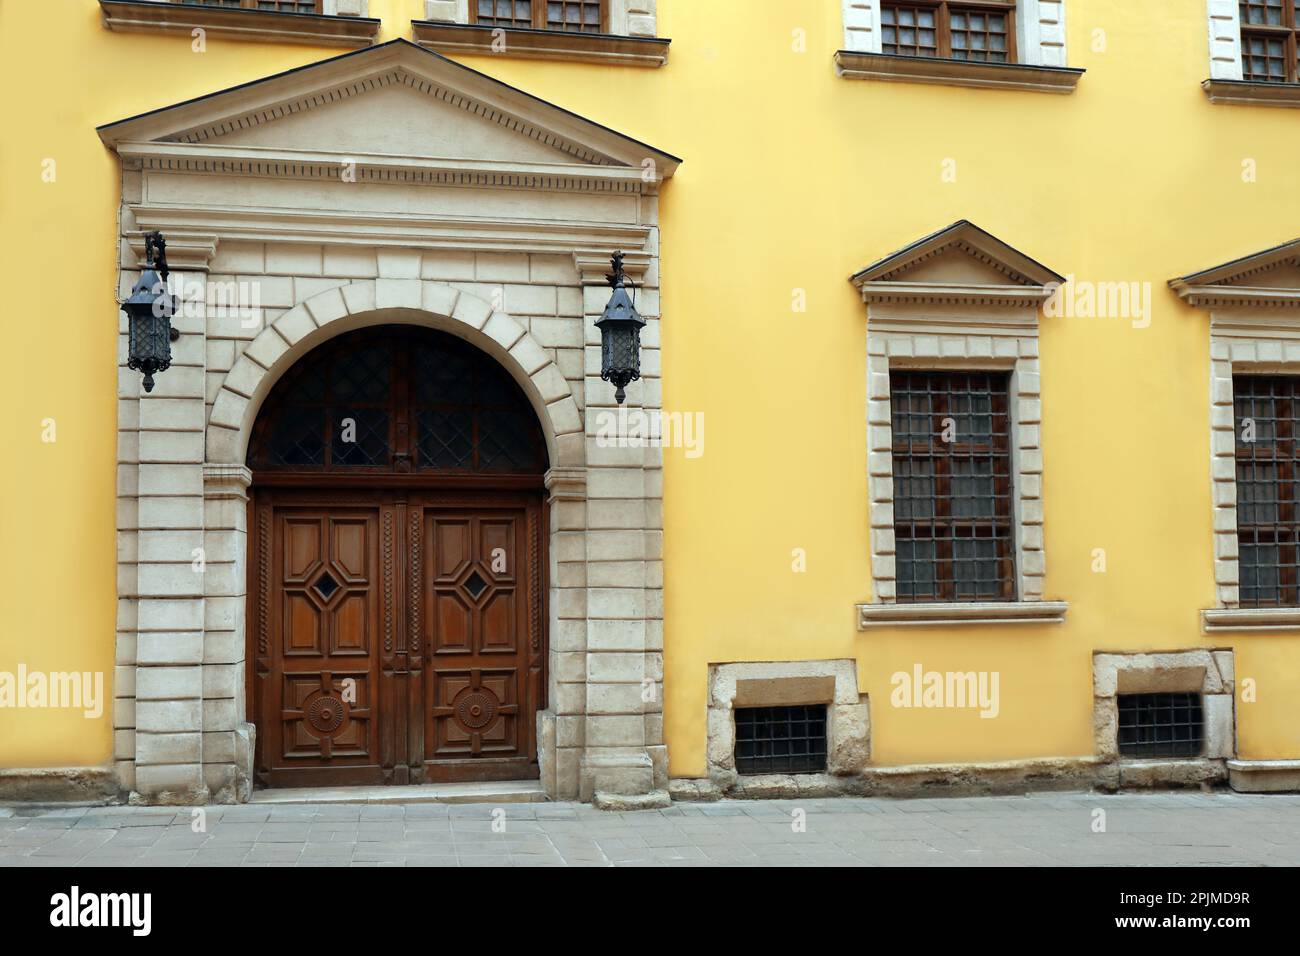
1239 1 1300 83
176 0 325 12
881 0 1018 64
469 0 608 34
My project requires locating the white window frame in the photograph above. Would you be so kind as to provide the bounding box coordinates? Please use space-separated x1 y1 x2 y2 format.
841 0 1068 66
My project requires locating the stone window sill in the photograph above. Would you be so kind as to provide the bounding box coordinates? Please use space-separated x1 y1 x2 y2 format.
835 51 1083 93
857 600 1069 629
1202 78 1300 108
411 21 669 67
99 1 380 47
1202 607 1300 632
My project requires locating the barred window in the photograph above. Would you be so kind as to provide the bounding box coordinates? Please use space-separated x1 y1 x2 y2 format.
891 370 1016 602
472 0 605 33
1239 0 1300 82
881 1 1016 63
1234 375 1300 606
1117 693 1205 758
176 0 323 12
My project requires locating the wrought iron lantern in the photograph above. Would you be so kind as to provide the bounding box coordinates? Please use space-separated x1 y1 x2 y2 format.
595 251 645 405
124 231 178 393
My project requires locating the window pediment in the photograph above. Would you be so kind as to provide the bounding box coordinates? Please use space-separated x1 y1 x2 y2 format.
1171 239 1300 308
850 220 1064 307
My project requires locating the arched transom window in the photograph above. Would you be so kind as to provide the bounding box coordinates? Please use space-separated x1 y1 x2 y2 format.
247 325 547 476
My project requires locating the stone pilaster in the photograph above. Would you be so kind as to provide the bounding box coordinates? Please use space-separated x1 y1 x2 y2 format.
575 258 666 806
125 254 212 804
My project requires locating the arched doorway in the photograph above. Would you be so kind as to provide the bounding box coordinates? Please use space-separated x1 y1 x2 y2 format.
246 325 549 789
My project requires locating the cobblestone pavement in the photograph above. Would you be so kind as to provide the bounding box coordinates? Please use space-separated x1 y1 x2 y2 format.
1 791 1298 867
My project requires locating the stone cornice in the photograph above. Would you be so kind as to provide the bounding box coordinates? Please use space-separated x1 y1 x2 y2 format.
857 601 1069 628
835 50 1084 93
857 282 1053 306
203 463 253 496
99 0 380 47
1202 78 1300 108
1170 284 1300 308
544 466 587 500
116 141 655 194
127 202 654 258
411 20 670 68
1202 607 1300 633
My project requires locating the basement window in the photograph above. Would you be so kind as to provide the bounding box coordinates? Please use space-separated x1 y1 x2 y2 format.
734 705 828 775
1117 692 1205 758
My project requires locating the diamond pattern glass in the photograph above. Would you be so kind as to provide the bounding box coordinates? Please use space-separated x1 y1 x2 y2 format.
248 326 546 476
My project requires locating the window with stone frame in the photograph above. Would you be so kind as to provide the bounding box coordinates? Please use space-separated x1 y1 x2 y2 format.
176 0 323 12
1234 374 1300 607
890 369 1016 602
880 0 1017 62
1238 0 1300 82
471 0 606 33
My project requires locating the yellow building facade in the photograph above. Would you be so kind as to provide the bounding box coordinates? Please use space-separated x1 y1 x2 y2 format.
2 0 1299 803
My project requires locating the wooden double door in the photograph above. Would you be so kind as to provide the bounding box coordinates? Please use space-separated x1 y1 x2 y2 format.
249 487 546 788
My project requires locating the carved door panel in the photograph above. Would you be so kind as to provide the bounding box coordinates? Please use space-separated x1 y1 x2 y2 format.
416 494 545 782
250 488 545 788
252 493 391 788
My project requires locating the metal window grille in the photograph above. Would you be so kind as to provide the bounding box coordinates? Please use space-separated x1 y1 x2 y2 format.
881 1 1015 62
1239 0 1300 82
733 705 828 775
247 326 546 475
1234 375 1300 607
1117 693 1205 758
890 370 1016 602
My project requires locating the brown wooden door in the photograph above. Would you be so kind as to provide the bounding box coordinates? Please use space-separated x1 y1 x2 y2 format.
250 487 544 789
416 494 545 782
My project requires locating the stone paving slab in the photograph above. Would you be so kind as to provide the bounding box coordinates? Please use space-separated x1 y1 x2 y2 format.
1 792 1298 866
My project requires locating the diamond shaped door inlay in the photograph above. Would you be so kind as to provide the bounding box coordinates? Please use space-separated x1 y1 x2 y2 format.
464 569 488 599
313 570 340 601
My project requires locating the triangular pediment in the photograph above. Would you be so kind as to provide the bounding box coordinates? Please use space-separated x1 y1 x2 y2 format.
98 39 680 177
851 221 1064 305
1171 239 1300 307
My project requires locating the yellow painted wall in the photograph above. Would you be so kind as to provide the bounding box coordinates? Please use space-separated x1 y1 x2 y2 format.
2 1 1298 774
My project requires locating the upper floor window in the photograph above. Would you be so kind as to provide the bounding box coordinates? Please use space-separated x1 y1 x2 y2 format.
1234 374 1300 607
881 1 1016 63
177 0 323 11
1239 0 1300 82
471 0 605 33
891 370 1016 602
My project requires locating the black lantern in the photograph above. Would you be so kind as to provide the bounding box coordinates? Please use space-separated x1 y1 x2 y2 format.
124 231 178 393
595 251 645 405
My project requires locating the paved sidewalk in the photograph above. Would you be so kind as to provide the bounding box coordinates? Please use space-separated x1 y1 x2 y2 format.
1 791 1298 867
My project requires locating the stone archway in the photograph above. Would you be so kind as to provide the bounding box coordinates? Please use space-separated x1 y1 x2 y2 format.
105 40 675 806
212 283 588 798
